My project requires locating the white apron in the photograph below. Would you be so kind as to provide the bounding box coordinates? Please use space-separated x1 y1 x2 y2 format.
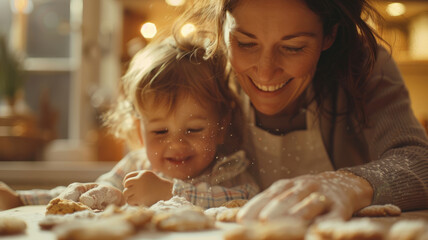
242 94 334 190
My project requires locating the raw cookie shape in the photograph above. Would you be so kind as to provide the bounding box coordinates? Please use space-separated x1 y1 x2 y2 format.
99 204 154 230
39 209 96 230
308 218 387 240
354 204 401 217
388 219 428 240
149 196 194 212
224 217 308 240
54 217 135 240
216 207 240 222
0 216 27 235
152 206 215 231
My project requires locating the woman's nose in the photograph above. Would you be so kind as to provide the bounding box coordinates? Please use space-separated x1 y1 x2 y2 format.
257 50 281 82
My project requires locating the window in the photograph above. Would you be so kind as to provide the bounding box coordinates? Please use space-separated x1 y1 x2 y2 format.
1 0 123 161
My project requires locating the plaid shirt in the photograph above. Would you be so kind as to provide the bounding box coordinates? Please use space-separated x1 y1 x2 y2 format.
18 149 259 208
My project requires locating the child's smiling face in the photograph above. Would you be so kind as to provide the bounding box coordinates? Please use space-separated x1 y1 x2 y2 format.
139 94 225 180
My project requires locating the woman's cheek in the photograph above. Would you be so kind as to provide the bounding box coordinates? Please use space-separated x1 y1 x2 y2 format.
229 46 255 73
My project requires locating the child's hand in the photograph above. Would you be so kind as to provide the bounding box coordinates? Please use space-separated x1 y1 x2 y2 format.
123 170 173 207
58 182 125 210
0 182 23 210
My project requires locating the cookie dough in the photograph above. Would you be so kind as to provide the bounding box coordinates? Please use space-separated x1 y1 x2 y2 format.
46 198 92 215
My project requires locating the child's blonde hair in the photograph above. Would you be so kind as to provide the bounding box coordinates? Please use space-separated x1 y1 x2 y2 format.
104 37 242 155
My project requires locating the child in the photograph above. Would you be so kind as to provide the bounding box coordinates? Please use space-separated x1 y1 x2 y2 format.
101 36 259 208
0 37 259 210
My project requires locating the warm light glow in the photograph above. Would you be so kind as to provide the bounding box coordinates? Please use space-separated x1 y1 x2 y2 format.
140 22 157 39
386 2 406 17
10 0 33 13
165 0 185 6
180 23 196 37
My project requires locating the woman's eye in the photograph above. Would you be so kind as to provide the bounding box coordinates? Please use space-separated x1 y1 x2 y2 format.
186 128 203 134
282 46 304 53
237 41 257 49
153 129 168 135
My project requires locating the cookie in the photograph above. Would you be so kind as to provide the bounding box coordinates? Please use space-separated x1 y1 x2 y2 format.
224 218 308 240
149 196 194 212
100 204 154 230
54 217 135 240
39 210 96 230
309 219 386 240
204 206 229 219
221 199 248 208
354 204 401 217
388 219 428 240
46 198 92 215
152 206 215 231
0 216 27 235
216 207 240 222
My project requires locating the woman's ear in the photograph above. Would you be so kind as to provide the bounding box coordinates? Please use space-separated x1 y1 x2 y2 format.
322 24 338 51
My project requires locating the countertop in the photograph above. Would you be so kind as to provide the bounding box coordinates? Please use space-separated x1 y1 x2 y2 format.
0 205 237 240
1 205 428 240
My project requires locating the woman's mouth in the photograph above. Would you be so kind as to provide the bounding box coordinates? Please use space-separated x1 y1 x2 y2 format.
252 78 293 92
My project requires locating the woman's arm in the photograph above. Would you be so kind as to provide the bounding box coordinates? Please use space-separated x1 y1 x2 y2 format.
344 47 428 210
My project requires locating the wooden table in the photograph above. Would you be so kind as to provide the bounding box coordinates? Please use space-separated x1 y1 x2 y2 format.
1 205 428 240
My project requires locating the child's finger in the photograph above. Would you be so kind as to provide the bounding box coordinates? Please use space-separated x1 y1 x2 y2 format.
122 187 134 200
123 171 139 182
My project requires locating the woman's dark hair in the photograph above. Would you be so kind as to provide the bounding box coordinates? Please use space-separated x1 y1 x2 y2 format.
303 0 385 127
173 0 386 127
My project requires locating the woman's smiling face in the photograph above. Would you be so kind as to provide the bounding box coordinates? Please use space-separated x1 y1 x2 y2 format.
224 0 335 116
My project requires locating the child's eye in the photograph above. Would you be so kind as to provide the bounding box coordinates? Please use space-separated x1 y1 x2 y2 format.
186 128 203 134
153 129 168 135
237 41 257 49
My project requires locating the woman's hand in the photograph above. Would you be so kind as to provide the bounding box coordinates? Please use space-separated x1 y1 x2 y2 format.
237 171 373 223
123 170 173 207
0 182 23 210
58 182 125 210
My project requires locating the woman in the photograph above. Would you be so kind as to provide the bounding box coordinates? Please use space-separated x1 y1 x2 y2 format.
173 0 428 222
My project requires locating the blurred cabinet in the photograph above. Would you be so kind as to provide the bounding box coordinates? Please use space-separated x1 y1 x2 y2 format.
374 0 428 124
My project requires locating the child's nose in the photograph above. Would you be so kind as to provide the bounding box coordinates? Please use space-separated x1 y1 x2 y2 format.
168 135 188 147
165 134 191 154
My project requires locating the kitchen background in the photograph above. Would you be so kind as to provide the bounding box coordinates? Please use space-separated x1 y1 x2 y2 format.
0 0 427 189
